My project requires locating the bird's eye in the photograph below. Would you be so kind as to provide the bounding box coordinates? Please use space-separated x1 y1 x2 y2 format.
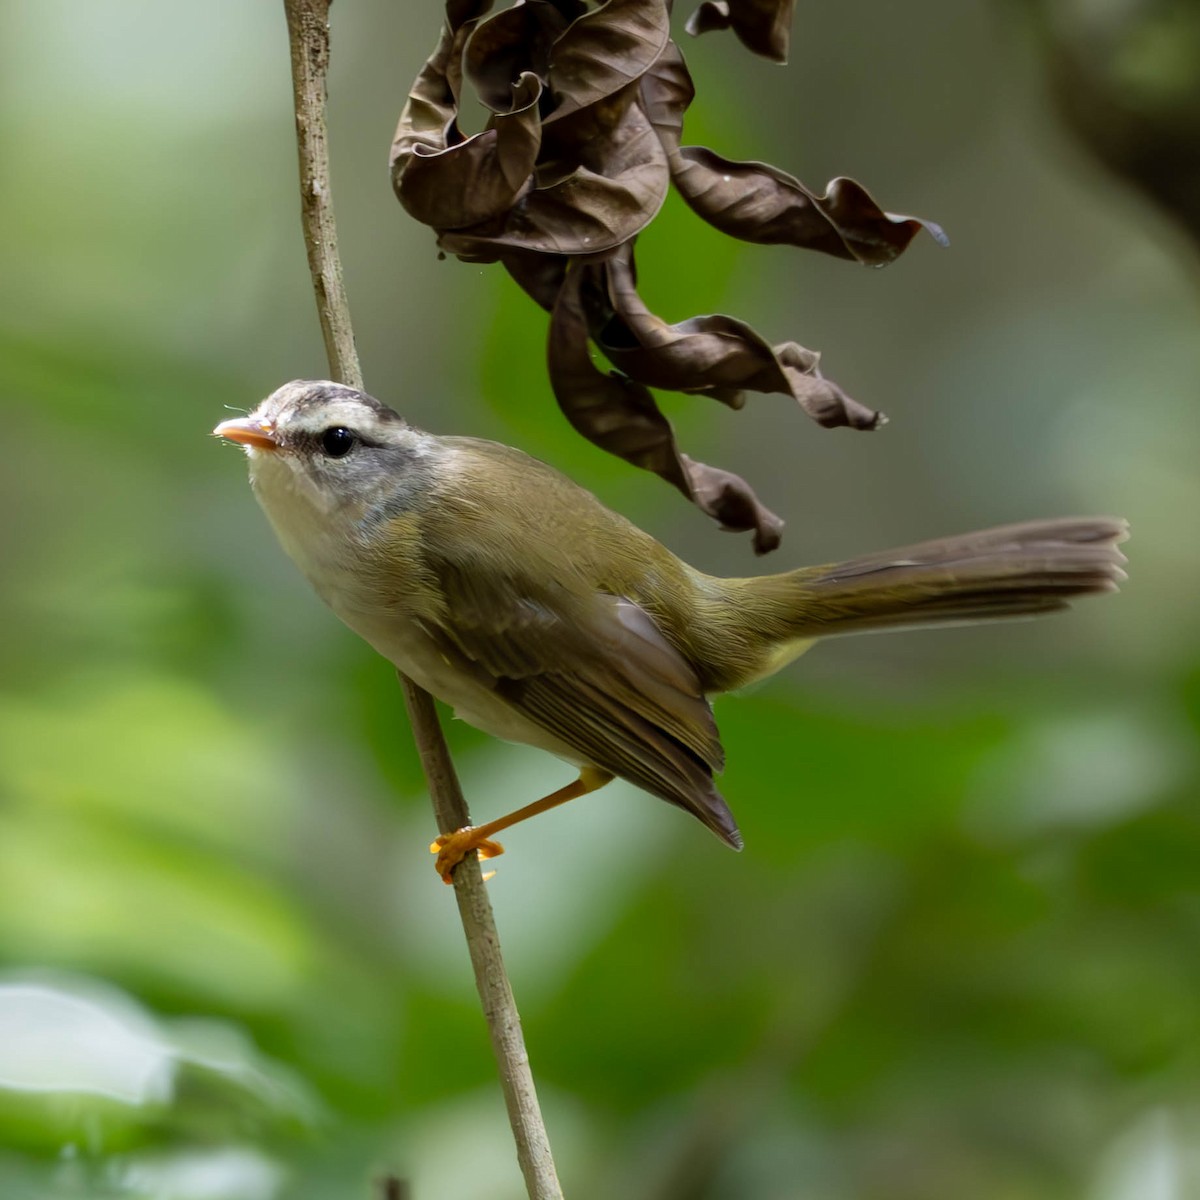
320 427 357 458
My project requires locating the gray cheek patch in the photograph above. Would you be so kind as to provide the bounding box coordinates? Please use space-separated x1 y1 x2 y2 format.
359 447 438 531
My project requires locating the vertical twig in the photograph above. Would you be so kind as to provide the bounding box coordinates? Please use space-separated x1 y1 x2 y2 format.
281 4 563 1197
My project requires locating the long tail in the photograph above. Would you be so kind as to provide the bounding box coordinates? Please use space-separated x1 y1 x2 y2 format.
787 517 1129 637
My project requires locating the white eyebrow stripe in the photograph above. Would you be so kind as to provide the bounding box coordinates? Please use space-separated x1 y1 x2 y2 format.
289 400 378 431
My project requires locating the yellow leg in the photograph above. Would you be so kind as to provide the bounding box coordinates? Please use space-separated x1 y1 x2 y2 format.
430 766 614 884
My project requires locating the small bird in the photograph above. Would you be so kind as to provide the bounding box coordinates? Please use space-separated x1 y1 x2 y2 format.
215 380 1128 881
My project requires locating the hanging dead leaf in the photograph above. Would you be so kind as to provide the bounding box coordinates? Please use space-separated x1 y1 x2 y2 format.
395 73 543 230
393 0 945 550
548 260 785 551
597 243 882 428
439 86 669 259
545 0 672 121
684 0 797 64
671 148 948 264
463 1 570 113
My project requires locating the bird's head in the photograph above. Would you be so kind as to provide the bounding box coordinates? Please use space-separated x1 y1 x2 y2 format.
214 380 436 525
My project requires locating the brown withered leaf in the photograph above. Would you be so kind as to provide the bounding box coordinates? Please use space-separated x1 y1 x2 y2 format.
446 0 496 33
684 1 733 39
685 0 797 64
393 0 948 551
548 260 784 552
463 1 570 113
438 85 669 259
545 0 672 122
597 244 882 428
548 260 687 483
395 73 543 230
638 40 694 151
773 341 880 429
641 44 945 264
391 26 457 166
443 18 476 110
672 148 948 264
678 454 783 553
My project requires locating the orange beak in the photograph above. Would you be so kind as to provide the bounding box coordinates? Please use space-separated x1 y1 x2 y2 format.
213 416 279 451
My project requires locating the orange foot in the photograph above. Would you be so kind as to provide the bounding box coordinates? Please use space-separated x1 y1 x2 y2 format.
430 827 505 884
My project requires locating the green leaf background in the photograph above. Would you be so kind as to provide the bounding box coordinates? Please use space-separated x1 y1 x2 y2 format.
0 2 1197 1197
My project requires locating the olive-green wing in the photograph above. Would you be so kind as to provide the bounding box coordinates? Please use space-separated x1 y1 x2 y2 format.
423 553 741 849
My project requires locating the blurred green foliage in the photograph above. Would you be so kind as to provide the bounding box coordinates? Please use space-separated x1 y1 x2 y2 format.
1 2 1198 1198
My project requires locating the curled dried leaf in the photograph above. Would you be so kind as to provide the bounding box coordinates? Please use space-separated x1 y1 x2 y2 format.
549 261 784 551
464 1 570 113
395 74 543 230
672 148 948 264
546 0 672 121
548 261 688 489
638 40 694 151
640 45 945 264
391 26 457 166
443 17 478 110
446 0 496 33
598 245 882 428
685 0 797 64
394 0 945 550
774 341 882 429
685 1 733 40
679 454 784 553
439 87 669 259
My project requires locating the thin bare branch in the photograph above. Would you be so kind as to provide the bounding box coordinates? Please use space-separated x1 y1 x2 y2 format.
281 3 563 1195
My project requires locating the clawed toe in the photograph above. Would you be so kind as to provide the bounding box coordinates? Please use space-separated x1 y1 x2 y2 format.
430 827 506 883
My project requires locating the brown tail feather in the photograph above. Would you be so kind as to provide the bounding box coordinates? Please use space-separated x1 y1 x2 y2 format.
789 517 1129 637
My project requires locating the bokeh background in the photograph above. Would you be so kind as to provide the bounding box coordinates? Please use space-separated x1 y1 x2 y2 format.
1 1 1198 1197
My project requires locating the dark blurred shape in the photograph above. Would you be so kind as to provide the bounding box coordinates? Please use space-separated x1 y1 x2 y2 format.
1032 0 1200 250
684 0 797 64
391 0 943 550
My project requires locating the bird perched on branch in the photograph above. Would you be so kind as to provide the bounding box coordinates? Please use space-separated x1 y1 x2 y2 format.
215 380 1128 881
